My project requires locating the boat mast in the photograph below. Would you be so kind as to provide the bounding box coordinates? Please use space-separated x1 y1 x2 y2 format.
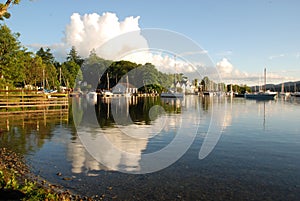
174 55 177 93
59 67 62 88
264 68 266 92
106 72 110 90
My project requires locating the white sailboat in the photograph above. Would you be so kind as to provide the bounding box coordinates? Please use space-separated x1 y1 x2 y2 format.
86 91 98 105
280 83 290 97
161 90 184 98
161 55 184 99
245 68 277 100
291 83 300 97
100 72 113 97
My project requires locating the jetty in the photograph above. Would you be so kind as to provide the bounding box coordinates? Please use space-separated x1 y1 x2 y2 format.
0 90 68 114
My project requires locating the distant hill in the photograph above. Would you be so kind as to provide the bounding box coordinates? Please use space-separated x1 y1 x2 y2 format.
250 81 300 92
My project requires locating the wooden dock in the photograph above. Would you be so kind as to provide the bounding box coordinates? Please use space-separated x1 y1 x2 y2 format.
0 90 69 113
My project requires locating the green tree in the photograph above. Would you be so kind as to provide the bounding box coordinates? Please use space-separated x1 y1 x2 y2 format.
36 47 56 65
0 0 20 20
193 78 198 87
108 60 138 88
59 48 87 89
201 76 210 91
67 46 84 66
82 50 112 89
36 47 58 89
61 60 81 89
23 56 44 87
0 24 29 88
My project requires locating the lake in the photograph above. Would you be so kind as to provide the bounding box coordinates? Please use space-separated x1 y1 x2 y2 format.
1 95 300 200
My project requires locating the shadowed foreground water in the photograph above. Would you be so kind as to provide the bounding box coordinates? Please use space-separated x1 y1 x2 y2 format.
0 96 300 200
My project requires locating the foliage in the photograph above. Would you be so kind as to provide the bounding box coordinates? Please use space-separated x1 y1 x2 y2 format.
61 60 79 88
0 170 6 188
23 55 44 87
35 47 59 89
94 60 174 93
1 24 245 93
0 24 29 88
0 26 84 90
227 84 251 93
200 76 210 91
81 49 112 89
67 46 84 66
0 0 20 20
36 47 56 65
0 170 60 200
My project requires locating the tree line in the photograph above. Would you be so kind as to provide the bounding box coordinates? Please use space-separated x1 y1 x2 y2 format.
0 24 177 93
82 57 175 93
0 24 251 93
0 24 84 90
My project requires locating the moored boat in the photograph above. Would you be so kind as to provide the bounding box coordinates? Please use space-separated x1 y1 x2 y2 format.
203 91 214 96
160 92 184 98
245 68 277 100
86 91 98 104
101 90 113 97
291 92 300 97
244 91 277 100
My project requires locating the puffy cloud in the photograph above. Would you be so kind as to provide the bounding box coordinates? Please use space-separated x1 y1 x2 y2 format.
216 58 255 84
63 12 143 58
121 51 195 74
62 12 207 75
216 58 234 74
215 58 297 85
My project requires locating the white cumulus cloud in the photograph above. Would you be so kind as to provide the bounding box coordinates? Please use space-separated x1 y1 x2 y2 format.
62 12 201 75
216 58 251 84
63 12 144 58
215 58 297 85
216 58 234 74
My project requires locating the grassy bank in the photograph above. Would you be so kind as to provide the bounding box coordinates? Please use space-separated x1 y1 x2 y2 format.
0 147 89 201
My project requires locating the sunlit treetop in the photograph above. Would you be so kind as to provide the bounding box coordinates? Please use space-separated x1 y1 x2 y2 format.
0 0 20 20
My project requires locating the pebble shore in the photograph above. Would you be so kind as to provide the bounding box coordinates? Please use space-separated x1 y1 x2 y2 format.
0 147 96 201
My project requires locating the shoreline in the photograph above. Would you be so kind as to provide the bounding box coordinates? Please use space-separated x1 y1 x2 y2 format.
0 147 93 201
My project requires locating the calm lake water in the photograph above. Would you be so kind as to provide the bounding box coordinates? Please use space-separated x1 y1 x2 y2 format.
1 95 300 200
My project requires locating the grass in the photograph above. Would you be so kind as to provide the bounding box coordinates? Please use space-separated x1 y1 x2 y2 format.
0 148 77 201
0 169 63 200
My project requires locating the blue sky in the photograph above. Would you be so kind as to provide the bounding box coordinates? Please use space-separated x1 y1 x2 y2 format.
4 0 300 84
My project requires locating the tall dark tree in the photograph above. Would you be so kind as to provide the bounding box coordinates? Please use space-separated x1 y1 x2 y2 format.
98 60 138 90
201 76 211 91
60 47 85 89
66 46 84 66
81 50 112 89
61 60 82 89
36 47 55 65
36 47 58 89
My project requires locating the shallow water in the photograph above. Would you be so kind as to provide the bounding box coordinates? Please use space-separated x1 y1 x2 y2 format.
1 96 300 200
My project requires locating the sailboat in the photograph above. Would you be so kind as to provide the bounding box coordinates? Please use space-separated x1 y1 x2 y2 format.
292 92 300 97
244 68 277 100
86 91 98 105
280 83 290 97
112 75 132 97
161 90 184 98
160 55 185 99
291 83 300 97
100 72 113 97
